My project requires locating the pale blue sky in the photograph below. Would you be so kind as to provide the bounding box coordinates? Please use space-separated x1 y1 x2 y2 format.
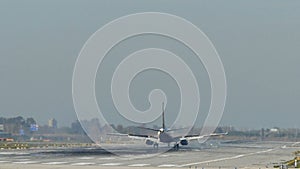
0 0 299 128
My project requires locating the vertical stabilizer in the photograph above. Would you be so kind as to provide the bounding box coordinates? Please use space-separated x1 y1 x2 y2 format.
162 102 165 129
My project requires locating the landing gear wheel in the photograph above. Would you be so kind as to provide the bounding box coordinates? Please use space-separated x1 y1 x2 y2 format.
173 143 179 151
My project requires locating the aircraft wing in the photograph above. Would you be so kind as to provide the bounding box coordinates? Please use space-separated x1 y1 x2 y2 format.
107 133 158 141
136 126 160 132
128 134 158 141
181 132 228 141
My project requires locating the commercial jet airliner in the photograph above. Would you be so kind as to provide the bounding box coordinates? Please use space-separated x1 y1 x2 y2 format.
109 103 227 150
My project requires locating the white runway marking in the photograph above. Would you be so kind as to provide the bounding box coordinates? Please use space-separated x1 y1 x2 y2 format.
16 158 30 161
0 152 29 155
77 157 96 160
71 162 96 166
0 161 10 163
159 154 170 157
158 164 178 167
101 163 122 166
98 157 116 160
13 161 39 164
42 161 69 165
292 142 300 146
128 163 150 167
179 148 275 167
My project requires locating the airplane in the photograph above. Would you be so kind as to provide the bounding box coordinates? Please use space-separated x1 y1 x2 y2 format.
109 103 227 150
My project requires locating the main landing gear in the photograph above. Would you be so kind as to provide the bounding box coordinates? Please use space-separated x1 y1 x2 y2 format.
173 143 179 151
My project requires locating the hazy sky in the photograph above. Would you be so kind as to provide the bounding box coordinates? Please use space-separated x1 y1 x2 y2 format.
0 0 299 129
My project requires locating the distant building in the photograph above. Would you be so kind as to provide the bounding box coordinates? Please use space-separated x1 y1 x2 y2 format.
270 128 279 132
0 132 12 141
30 124 39 131
0 124 4 132
48 118 57 129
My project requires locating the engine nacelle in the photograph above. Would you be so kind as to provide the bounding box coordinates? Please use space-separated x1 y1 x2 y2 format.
145 139 154 145
180 139 188 145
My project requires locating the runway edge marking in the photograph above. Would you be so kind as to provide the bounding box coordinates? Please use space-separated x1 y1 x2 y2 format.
42 161 69 165
178 148 274 167
101 162 122 166
128 163 150 167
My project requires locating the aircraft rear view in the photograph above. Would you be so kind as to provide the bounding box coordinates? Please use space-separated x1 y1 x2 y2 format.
123 102 227 150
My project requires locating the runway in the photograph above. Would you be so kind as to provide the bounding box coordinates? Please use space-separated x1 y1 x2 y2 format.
0 141 299 168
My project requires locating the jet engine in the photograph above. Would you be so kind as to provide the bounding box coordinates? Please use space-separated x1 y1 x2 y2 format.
180 139 188 145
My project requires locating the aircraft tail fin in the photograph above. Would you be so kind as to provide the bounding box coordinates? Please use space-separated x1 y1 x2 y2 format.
162 102 165 129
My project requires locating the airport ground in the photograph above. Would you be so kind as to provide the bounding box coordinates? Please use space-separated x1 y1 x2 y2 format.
0 140 299 169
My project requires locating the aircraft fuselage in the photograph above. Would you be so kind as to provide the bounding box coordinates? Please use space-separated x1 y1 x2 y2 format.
158 131 175 143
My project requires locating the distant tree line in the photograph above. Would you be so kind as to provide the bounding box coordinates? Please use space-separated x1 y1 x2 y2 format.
0 116 36 134
1 116 299 141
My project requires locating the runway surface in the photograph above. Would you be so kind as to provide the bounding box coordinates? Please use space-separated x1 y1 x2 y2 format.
0 141 299 168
